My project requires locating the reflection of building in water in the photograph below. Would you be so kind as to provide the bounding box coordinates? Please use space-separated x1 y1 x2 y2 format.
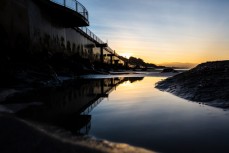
6 77 144 135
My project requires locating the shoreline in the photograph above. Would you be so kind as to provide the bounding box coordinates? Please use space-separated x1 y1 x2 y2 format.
0 114 155 153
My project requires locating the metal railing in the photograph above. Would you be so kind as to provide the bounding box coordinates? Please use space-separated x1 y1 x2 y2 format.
50 0 88 21
77 28 120 56
49 0 121 58
78 27 104 44
77 27 120 56
81 97 104 115
106 46 118 56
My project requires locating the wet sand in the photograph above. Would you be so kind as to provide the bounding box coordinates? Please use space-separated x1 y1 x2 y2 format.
0 114 154 153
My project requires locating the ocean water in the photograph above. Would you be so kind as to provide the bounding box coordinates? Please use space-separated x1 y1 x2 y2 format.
2 74 229 153
88 77 229 153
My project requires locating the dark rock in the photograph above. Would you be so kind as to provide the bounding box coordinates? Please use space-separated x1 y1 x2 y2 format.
156 61 229 108
161 68 178 73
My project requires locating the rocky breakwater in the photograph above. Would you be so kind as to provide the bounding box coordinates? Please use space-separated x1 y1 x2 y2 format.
156 61 229 108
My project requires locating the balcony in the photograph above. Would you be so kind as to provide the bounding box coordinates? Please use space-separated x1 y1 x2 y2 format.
38 0 89 26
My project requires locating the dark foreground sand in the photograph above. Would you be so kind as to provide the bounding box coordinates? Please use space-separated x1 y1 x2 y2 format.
156 61 229 108
0 114 155 153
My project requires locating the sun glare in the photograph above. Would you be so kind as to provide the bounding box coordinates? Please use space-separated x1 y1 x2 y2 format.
120 53 132 59
120 80 133 88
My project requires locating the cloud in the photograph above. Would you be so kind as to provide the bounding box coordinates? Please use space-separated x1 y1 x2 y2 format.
80 0 229 63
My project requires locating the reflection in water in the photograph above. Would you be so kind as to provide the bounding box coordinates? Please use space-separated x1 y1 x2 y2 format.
89 77 229 153
4 77 144 135
2 76 229 153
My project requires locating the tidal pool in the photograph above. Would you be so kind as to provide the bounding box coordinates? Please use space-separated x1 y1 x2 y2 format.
3 75 229 153
87 77 229 153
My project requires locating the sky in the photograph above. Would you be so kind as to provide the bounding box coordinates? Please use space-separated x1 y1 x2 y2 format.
78 0 229 64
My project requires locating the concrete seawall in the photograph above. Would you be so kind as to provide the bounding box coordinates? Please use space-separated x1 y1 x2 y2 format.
0 0 123 69
1 0 95 60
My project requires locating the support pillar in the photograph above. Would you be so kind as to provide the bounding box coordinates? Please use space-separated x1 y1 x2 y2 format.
110 55 113 65
100 47 104 63
96 43 108 63
98 79 108 97
107 54 115 65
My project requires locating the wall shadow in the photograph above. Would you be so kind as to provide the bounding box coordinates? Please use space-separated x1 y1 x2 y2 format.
3 77 144 135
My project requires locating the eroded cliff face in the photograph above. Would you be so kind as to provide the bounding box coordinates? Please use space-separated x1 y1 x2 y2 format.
156 61 229 108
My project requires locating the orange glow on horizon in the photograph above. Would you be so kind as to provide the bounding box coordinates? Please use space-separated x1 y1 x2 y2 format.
113 45 229 65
